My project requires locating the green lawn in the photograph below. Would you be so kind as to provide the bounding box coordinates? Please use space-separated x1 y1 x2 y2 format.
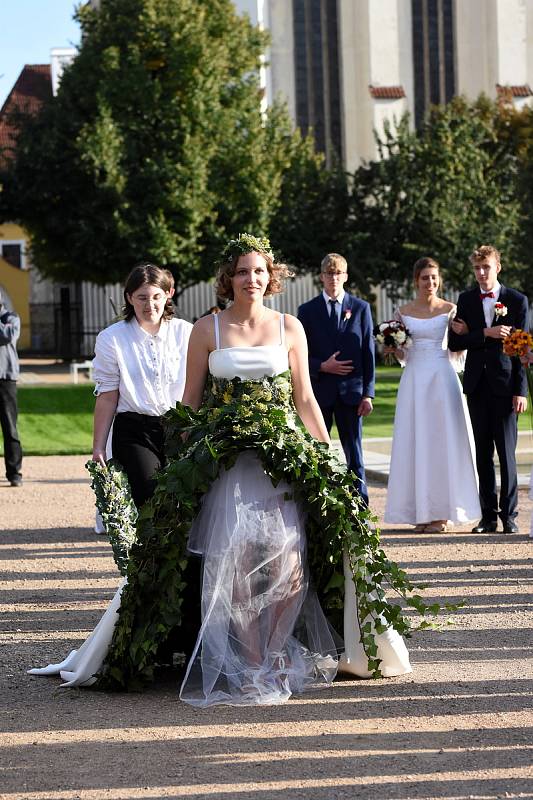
1 368 529 456
363 366 402 438
1 385 95 456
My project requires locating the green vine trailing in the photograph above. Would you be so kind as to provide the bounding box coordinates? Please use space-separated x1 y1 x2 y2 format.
86 459 138 577
97 371 455 691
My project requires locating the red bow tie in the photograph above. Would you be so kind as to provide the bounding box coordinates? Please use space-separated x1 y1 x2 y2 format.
480 291 495 300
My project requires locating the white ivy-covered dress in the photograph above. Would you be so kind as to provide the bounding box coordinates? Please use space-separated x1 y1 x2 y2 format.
179 314 410 707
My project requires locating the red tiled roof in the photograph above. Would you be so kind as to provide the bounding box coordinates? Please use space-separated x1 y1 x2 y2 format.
0 65 52 158
496 84 533 98
369 85 406 99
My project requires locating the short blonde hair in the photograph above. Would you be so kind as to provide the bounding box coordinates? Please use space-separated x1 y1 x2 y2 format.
470 245 501 267
321 253 347 273
215 251 293 302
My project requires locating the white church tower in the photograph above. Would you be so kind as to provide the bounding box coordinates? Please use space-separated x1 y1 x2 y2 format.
234 0 533 170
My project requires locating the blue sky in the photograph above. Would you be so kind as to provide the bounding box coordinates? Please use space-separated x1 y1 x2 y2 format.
0 0 81 108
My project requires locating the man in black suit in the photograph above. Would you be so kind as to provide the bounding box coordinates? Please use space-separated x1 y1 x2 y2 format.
297 253 375 505
449 245 528 533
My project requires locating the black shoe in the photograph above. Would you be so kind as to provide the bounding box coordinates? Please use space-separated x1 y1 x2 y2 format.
501 520 519 534
9 478 22 487
471 520 497 533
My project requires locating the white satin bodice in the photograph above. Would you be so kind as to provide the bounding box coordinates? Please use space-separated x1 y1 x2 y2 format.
401 313 450 361
208 346 289 380
208 312 289 380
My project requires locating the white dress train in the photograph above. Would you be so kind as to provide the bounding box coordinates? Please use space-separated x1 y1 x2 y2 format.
385 313 481 526
338 553 411 678
28 579 126 686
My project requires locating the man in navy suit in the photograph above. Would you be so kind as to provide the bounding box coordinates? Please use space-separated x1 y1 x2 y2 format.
298 253 375 505
449 245 529 533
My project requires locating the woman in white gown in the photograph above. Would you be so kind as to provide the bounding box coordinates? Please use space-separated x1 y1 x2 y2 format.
29 234 412 703
385 257 481 532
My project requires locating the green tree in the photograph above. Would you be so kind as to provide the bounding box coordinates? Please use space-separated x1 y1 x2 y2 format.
349 96 524 296
493 97 533 297
269 135 351 278
0 0 308 289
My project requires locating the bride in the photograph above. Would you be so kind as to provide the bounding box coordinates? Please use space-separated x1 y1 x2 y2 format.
30 234 413 705
384 257 481 532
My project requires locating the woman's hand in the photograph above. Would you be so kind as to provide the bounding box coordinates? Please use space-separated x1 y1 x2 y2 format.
383 345 403 361
92 449 107 467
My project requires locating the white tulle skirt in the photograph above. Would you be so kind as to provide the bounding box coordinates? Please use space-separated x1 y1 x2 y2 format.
28 456 411 697
179 452 339 707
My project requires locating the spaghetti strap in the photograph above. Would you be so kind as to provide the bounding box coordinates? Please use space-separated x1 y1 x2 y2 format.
213 313 221 350
279 313 285 346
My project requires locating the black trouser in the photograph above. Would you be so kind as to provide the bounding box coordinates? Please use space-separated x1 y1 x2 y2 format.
467 376 518 523
0 379 22 482
320 399 368 506
112 411 202 662
112 412 165 508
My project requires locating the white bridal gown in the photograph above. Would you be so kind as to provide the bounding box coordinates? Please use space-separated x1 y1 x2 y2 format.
385 313 481 526
29 316 411 702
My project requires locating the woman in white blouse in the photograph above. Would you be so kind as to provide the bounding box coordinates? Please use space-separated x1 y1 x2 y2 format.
92 263 192 507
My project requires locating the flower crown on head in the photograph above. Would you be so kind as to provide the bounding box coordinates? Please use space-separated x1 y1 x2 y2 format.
221 232 273 262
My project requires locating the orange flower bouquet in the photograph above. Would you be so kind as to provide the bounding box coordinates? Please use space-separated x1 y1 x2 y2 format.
503 329 533 425
502 328 533 358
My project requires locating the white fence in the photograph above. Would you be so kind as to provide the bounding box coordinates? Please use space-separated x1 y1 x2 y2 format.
78 276 445 356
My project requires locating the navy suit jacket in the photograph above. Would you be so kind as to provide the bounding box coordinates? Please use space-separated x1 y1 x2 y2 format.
297 293 375 407
448 284 529 397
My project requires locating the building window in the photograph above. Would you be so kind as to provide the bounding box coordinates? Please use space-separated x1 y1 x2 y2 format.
292 0 343 165
412 0 456 128
0 242 24 269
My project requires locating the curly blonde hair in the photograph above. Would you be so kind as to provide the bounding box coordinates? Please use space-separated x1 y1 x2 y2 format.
469 245 501 267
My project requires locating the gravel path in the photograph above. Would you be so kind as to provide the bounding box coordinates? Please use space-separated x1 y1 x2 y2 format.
1 456 532 800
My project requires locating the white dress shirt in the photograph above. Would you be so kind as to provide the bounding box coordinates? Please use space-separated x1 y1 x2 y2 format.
322 289 346 326
93 316 193 415
481 281 501 329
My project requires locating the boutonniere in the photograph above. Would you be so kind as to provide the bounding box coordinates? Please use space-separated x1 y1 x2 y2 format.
494 302 508 318
343 309 352 322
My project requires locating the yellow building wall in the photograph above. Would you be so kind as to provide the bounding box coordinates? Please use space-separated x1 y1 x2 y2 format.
0 222 31 349
0 257 31 349
0 221 26 241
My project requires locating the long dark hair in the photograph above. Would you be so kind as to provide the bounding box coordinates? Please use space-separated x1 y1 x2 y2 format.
123 263 174 321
